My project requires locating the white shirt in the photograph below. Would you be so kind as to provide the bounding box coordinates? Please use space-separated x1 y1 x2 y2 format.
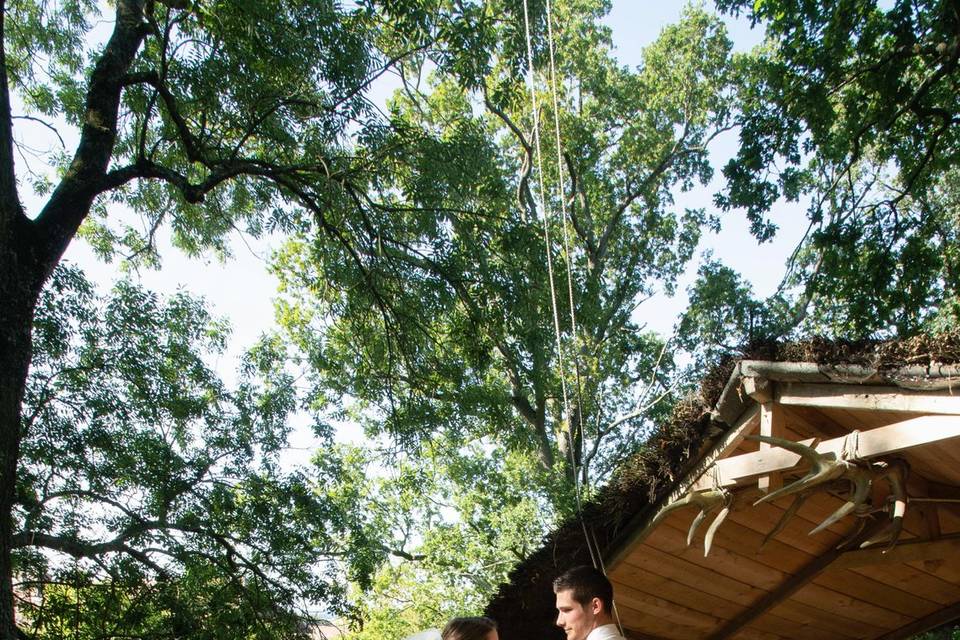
586 623 625 640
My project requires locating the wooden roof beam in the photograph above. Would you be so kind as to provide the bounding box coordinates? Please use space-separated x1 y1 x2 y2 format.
832 533 960 570
692 415 960 492
777 382 960 415
758 401 784 495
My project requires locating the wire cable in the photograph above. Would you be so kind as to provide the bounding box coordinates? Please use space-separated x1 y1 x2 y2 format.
544 0 593 495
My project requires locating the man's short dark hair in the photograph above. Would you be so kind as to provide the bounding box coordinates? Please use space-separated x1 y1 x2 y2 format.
553 565 614 614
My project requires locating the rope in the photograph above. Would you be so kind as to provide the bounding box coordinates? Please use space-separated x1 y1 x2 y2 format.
841 430 863 462
543 0 591 495
590 521 626 636
520 4 621 635
519 0 576 501
544 0 605 572
520 0 588 525
710 464 722 492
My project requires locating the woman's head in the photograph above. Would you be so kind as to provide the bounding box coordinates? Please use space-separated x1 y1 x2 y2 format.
441 616 498 640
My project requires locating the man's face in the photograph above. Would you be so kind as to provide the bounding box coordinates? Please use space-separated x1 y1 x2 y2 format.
555 588 598 640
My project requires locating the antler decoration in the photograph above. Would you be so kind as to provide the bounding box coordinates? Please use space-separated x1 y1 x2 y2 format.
748 435 851 506
860 459 909 551
649 487 733 557
747 435 910 551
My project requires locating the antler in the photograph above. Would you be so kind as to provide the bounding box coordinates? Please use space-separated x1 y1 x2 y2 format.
747 435 912 546
649 488 732 556
761 492 807 548
747 435 851 506
703 495 733 557
808 464 874 535
860 459 910 551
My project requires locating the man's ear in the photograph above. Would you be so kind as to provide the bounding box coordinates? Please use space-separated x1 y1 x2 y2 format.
591 597 603 616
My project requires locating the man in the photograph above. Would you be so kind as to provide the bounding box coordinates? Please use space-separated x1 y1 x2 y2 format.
553 565 625 640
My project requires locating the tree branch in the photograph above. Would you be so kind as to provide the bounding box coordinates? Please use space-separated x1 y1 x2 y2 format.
484 92 537 222
11 116 65 149
122 69 202 161
598 143 682 261
383 545 425 561
563 151 597 261
34 0 149 274
12 531 168 577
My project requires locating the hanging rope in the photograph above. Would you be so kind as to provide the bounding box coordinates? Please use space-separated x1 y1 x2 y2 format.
543 0 592 496
519 0 594 566
519 0 606 574
519 3 626 635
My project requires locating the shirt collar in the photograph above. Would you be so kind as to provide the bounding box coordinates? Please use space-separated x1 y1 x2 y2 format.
585 623 623 640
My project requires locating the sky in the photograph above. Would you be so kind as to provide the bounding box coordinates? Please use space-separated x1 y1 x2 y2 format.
51 1 810 434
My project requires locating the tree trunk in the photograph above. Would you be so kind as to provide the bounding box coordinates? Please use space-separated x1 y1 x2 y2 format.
0 1 148 630
0 244 42 640
0 0 42 624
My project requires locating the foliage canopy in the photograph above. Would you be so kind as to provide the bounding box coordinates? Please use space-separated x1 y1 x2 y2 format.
711 0 960 337
17 265 386 638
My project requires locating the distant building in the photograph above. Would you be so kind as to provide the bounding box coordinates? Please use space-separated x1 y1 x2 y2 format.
300 618 344 639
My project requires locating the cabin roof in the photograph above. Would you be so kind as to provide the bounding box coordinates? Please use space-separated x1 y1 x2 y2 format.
485 334 960 640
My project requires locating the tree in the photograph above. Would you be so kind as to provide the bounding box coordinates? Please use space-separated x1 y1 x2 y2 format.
16 265 382 639
0 0 528 636
274 2 734 494
268 5 736 632
318 440 552 639
675 258 768 368
711 0 960 337
916 624 960 639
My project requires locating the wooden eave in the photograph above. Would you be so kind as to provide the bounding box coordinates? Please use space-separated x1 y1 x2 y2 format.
604 361 960 640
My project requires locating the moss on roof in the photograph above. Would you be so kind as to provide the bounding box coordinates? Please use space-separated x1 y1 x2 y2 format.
484 333 960 640
743 332 960 368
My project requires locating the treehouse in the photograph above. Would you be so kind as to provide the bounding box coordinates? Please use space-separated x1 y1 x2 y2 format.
486 340 960 640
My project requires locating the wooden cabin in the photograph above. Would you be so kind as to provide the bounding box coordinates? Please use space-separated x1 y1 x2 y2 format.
486 341 960 640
